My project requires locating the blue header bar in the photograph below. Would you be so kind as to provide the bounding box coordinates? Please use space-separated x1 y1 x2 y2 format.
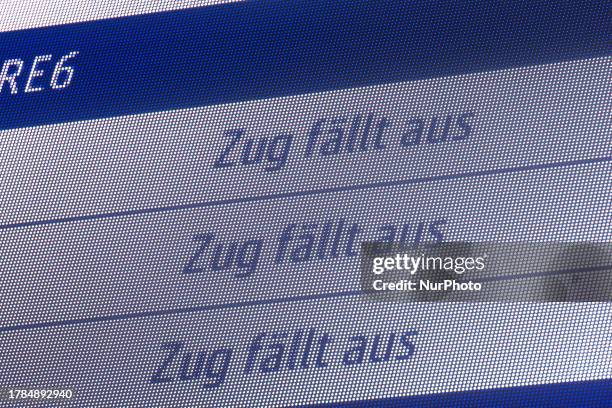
0 0 609 130
310 379 612 408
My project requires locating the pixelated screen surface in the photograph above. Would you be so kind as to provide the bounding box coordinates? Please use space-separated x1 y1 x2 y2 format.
0 1 610 407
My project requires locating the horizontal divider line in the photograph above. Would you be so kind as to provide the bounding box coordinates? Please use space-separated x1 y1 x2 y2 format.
1 265 609 334
476 264 612 282
0 290 363 334
2 156 611 231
